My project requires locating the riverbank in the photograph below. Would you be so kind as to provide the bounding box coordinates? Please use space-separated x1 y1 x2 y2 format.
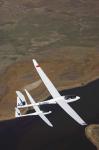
85 125 99 150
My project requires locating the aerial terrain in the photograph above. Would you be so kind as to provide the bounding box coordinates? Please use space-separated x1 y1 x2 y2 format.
86 125 99 150
0 0 99 149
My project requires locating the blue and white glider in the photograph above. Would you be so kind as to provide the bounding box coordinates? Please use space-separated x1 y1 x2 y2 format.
15 90 53 127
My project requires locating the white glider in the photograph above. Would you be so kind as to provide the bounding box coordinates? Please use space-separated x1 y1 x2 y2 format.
32 59 87 126
15 90 53 127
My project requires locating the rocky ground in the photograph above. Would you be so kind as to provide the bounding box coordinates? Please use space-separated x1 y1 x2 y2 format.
85 125 99 150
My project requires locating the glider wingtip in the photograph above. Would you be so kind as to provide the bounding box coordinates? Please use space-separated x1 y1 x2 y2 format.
32 59 36 63
83 123 87 126
16 91 18 94
16 91 20 96
32 59 36 65
81 122 87 126
32 59 39 67
16 90 22 94
49 124 53 127
24 89 28 93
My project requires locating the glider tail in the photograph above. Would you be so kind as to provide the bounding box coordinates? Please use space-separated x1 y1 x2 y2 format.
16 91 27 107
15 107 21 117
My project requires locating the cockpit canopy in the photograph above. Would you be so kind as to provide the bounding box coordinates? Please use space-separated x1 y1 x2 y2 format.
65 95 76 100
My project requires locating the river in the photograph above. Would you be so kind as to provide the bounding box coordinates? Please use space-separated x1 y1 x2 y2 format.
0 79 99 150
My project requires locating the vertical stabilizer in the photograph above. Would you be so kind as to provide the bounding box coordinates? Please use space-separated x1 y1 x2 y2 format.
16 91 27 106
